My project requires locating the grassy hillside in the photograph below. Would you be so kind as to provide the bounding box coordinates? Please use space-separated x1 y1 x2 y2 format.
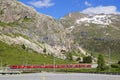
71 24 120 62
0 41 73 66
60 13 120 62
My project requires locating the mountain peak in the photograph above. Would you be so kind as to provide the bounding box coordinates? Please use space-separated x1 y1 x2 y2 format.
60 12 88 20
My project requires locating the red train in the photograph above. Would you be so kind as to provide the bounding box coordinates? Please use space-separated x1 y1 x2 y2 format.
10 64 91 69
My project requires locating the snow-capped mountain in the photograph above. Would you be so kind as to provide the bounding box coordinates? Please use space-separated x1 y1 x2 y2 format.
59 12 120 61
60 12 120 28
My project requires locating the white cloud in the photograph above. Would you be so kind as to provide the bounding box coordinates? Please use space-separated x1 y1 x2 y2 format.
85 1 92 6
28 0 55 8
82 6 120 14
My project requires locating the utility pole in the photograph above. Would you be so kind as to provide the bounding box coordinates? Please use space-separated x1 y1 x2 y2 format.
25 57 28 66
108 47 111 72
0 59 2 70
53 56 56 72
24 57 28 71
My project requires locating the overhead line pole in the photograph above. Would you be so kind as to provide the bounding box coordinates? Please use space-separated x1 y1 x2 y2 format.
0 59 2 70
53 56 56 72
108 47 111 72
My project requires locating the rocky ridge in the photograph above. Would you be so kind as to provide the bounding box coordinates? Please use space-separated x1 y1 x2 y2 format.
0 0 68 59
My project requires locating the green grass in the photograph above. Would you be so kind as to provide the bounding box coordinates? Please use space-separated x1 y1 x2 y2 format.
57 68 96 73
0 22 19 27
0 10 4 15
23 17 33 22
71 23 120 62
86 49 120 63
0 41 74 66
57 68 120 73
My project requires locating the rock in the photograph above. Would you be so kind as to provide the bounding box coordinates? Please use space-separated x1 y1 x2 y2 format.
0 0 67 59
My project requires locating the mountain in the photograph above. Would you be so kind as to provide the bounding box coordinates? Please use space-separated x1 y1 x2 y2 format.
0 0 68 59
0 0 120 63
59 12 120 61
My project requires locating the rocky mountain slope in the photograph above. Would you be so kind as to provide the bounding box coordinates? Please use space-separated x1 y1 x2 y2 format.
0 0 68 59
60 12 120 61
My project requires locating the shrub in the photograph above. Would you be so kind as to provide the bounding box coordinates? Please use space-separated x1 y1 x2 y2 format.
111 63 119 68
83 56 92 63
76 57 81 61
43 48 46 53
97 54 105 71
102 66 109 70
21 44 26 49
66 52 73 61
118 61 120 64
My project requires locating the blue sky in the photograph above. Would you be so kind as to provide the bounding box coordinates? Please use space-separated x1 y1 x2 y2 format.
19 0 120 19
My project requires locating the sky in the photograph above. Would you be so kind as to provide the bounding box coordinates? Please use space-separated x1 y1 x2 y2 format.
18 0 120 19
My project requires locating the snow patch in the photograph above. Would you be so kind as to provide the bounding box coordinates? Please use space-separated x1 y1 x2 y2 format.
70 26 75 29
66 26 75 32
76 15 112 25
